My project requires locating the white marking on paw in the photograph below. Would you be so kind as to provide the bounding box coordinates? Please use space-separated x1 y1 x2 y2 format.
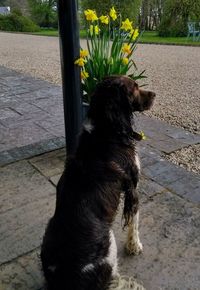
126 211 143 255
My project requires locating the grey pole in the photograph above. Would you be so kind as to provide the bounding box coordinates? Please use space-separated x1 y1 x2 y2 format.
57 0 82 155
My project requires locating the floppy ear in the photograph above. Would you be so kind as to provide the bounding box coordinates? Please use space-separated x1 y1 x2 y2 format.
88 81 132 135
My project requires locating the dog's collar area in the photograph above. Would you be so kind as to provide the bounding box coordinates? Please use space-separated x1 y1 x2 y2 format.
83 118 146 141
131 131 146 141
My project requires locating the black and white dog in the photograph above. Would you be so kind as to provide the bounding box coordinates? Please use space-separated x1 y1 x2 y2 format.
41 76 155 290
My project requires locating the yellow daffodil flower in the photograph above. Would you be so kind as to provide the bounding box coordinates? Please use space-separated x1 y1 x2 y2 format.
130 28 139 40
74 57 86 67
84 9 98 22
99 15 109 25
89 25 100 35
140 131 147 140
80 49 89 58
81 70 89 80
121 18 133 31
122 43 132 55
110 7 117 21
94 25 100 35
122 57 129 65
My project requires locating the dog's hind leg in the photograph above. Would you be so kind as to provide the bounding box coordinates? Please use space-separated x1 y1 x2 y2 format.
125 211 143 255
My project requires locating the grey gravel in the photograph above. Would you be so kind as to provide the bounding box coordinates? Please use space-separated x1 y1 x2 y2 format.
165 144 200 175
0 32 199 174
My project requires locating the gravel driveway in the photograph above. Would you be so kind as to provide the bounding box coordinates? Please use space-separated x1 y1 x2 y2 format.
0 32 199 173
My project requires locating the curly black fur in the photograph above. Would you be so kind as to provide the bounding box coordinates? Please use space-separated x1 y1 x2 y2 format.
41 75 155 290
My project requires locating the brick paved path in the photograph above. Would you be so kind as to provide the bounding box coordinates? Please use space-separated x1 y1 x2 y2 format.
0 66 199 165
0 66 65 165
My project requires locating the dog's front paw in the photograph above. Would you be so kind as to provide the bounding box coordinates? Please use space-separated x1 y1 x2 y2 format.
125 240 143 255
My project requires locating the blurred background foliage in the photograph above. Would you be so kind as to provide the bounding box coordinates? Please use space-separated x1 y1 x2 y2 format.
0 0 200 36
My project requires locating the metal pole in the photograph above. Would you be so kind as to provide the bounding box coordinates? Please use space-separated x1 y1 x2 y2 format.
57 0 82 155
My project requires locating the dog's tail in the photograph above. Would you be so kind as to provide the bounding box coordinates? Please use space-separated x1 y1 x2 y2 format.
109 275 145 290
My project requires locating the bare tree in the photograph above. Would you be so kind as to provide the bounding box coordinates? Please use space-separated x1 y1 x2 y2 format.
140 0 165 30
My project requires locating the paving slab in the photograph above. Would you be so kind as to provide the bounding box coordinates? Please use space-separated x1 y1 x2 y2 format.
0 160 55 264
135 114 200 152
0 107 21 119
1 123 55 151
166 177 200 203
0 249 43 290
142 159 200 203
0 137 65 166
144 137 187 154
0 66 20 77
114 192 200 290
0 195 54 265
29 148 65 178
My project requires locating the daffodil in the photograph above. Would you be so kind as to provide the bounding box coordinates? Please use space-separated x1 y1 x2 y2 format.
74 57 86 67
110 6 117 21
99 15 109 25
121 18 133 31
74 6 144 99
122 43 132 55
80 49 89 58
81 70 89 80
89 25 100 35
130 28 139 40
122 57 129 65
84 9 98 22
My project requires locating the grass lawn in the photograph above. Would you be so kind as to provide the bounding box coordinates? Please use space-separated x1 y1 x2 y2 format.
32 28 86 38
140 31 200 46
32 28 59 37
32 29 200 46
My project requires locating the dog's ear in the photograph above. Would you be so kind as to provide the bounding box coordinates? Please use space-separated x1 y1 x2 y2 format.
88 78 132 135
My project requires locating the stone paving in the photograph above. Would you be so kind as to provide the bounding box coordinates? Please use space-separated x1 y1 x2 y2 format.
0 65 200 166
0 66 200 289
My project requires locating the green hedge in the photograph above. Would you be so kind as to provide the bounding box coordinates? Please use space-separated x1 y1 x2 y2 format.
0 12 40 32
158 18 187 37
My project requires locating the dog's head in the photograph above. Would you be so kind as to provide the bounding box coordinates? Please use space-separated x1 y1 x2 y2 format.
88 75 155 136
123 76 156 112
